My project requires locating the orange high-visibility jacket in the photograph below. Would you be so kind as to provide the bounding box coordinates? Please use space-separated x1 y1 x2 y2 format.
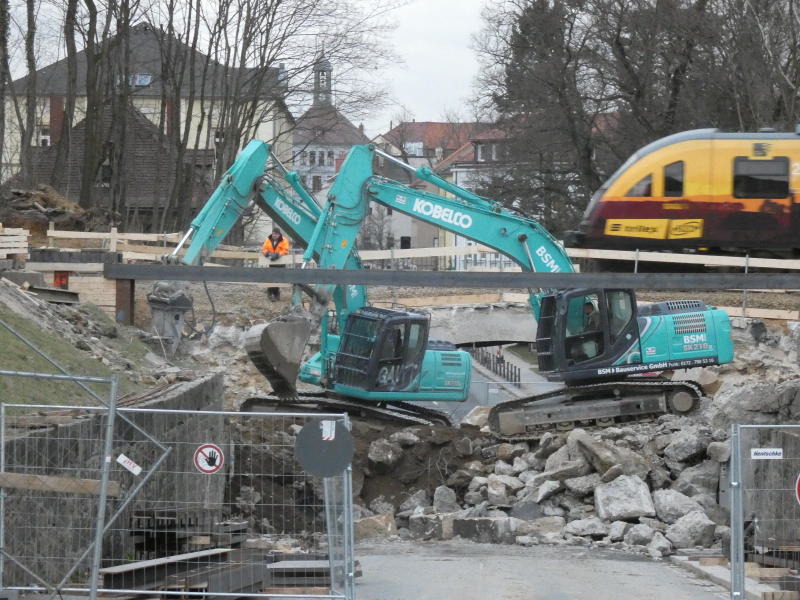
262 235 290 256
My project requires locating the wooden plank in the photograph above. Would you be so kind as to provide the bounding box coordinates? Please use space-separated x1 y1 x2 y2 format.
47 229 183 243
117 243 260 260
698 557 729 566
761 591 800 600
0 472 121 497
25 262 105 273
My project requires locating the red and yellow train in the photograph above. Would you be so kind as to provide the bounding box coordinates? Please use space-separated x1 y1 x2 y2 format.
572 128 800 254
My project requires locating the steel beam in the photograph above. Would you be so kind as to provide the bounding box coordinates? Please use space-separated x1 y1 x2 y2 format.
105 263 800 290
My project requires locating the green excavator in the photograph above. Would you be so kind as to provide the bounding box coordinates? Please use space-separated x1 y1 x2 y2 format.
169 140 734 439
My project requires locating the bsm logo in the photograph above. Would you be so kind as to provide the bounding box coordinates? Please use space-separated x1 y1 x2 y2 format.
275 198 302 225
412 198 472 229
683 333 707 344
535 246 562 272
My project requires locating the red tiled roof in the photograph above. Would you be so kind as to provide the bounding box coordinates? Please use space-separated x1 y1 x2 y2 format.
381 121 488 152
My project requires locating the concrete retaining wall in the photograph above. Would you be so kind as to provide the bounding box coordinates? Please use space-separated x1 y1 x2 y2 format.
2 372 225 587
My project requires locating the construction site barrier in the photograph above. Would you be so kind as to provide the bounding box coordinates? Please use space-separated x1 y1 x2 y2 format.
729 424 800 598
0 396 355 600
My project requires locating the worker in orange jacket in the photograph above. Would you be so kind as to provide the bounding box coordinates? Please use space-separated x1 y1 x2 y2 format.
262 228 290 300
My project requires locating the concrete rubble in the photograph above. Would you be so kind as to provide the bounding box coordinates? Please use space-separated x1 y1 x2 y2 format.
349 318 800 559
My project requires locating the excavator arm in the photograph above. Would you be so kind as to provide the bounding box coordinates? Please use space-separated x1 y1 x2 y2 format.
303 144 575 320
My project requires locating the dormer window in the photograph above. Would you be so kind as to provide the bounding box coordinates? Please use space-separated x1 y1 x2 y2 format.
131 73 153 87
476 143 485 162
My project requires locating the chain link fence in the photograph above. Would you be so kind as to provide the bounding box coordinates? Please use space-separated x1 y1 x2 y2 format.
730 424 800 598
0 398 354 600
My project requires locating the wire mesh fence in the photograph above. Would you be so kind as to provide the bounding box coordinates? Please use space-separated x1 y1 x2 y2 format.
0 401 354 600
730 424 800 598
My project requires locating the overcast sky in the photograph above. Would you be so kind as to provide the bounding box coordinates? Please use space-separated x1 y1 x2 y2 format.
362 0 488 137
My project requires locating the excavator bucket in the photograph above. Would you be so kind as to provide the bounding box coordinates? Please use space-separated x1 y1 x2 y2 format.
245 314 312 397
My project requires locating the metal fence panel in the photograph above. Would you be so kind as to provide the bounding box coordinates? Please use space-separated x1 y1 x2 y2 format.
0 404 353 600
730 424 800 598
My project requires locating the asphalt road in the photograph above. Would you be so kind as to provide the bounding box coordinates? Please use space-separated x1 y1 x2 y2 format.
355 540 728 600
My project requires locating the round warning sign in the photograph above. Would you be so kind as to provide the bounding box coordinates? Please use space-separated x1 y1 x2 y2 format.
194 443 224 474
796 473 800 506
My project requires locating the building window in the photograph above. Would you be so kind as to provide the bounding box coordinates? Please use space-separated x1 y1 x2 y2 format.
301 151 308 166
327 150 334 166
400 236 411 249
733 156 789 198
312 175 322 192
39 127 50 147
476 143 485 162
664 161 684 197
625 174 652 197
387 207 393 215
309 151 316 166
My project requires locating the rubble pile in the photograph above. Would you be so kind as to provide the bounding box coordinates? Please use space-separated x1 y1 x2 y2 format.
0 278 197 388
351 415 734 558
0 185 119 240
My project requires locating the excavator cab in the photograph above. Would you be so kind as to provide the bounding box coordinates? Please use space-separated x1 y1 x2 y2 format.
333 307 430 392
537 288 733 386
536 289 642 384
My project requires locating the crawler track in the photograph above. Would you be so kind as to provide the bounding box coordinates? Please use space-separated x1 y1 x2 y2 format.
488 378 704 442
241 391 452 427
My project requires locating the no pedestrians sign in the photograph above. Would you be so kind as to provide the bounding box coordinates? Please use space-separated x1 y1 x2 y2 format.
194 443 224 474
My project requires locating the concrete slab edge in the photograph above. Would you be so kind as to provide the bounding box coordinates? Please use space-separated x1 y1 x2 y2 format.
669 555 779 600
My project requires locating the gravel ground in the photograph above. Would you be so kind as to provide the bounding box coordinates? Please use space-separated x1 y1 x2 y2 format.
135 282 799 329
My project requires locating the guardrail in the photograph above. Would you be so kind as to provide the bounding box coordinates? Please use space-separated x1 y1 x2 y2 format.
42 225 800 272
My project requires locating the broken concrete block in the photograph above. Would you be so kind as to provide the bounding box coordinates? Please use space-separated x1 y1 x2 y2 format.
368 495 395 516
648 531 673 558
454 436 473 457
398 489 429 512
594 475 655 521
368 439 403 473
663 426 712 462
354 514 397 540
535 480 563 503
653 489 703 524
564 517 608 538
452 517 514 544
487 477 510 506
494 460 516 476
706 441 731 463
665 510 716 548
607 520 630 542
462 406 490 427
488 473 525 492
623 523 655 546
389 430 420 448
409 513 455 540
564 473 602 496
671 460 720 497
433 485 460 514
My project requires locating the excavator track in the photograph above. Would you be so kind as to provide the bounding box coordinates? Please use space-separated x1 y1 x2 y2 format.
488 378 704 442
241 391 452 427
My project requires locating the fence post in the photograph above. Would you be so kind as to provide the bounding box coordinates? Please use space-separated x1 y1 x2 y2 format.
742 253 750 317
730 423 745 598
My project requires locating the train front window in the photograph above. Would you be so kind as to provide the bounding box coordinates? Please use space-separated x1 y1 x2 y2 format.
664 161 684 197
625 174 652 197
733 156 789 199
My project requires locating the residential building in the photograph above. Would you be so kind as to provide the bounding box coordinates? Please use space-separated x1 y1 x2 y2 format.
369 121 489 250
5 22 293 231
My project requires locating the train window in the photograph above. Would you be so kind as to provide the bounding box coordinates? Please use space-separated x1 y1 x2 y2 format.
733 156 789 198
664 161 684 197
625 174 652 197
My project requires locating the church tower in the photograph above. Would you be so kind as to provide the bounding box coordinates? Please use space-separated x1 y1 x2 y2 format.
313 52 333 106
